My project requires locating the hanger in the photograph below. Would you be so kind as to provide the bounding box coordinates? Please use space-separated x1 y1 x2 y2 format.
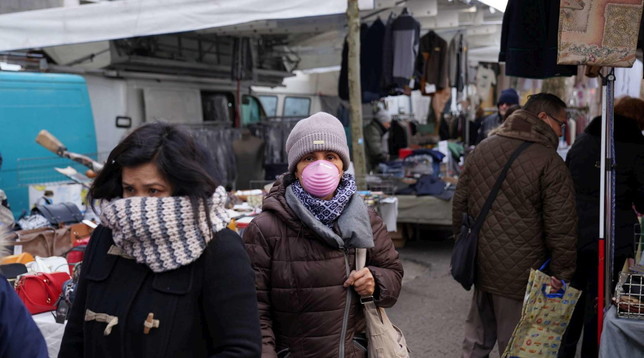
400 7 409 15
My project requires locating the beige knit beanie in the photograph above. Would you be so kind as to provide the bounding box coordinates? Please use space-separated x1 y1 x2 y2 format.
285 112 350 173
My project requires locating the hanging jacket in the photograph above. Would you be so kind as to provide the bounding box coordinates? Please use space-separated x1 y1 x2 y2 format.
362 19 386 102
390 13 421 89
566 115 644 257
499 0 577 79
447 32 468 92
452 110 577 300
416 30 448 95
243 175 403 358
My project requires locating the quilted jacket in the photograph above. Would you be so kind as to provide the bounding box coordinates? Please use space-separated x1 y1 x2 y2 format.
453 109 577 300
243 175 403 358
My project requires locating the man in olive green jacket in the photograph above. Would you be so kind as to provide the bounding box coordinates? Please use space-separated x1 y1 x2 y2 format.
452 93 577 358
364 109 391 173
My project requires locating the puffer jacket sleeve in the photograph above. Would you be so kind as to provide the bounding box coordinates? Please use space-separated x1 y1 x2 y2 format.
243 220 277 358
452 155 471 237
366 210 404 308
541 155 577 282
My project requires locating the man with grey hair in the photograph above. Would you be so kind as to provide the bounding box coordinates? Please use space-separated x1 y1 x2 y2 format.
453 93 577 357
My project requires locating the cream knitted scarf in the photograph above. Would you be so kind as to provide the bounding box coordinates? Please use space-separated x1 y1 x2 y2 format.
99 186 230 273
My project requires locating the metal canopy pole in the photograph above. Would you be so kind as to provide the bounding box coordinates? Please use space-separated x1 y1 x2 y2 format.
597 68 616 341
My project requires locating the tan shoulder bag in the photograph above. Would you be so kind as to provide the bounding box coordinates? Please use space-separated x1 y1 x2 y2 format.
356 248 410 358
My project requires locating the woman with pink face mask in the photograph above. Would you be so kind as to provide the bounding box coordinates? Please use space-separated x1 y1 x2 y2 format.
243 112 404 358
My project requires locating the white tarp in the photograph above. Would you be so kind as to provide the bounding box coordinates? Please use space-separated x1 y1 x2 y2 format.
0 0 355 52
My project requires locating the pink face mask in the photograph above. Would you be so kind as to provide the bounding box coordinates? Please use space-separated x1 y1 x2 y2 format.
300 160 341 198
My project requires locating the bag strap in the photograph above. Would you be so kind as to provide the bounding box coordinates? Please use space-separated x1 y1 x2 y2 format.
472 141 532 231
356 248 367 271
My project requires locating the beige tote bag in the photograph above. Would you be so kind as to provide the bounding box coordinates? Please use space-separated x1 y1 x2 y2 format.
356 248 409 358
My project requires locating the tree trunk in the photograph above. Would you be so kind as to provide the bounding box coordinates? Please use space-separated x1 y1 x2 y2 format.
346 0 366 190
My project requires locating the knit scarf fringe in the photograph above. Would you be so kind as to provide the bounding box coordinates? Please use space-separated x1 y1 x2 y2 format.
99 186 230 273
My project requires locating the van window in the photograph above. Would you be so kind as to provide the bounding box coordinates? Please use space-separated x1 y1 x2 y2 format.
202 92 234 124
241 95 264 126
284 97 311 117
258 95 278 117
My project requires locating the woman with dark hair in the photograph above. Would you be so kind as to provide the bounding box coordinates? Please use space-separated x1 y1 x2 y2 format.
243 112 403 358
59 123 261 357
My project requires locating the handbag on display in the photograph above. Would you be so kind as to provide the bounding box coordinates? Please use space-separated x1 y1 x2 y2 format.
15 271 71 314
33 202 83 226
26 256 70 275
66 237 90 273
450 142 532 290
5 226 73 257
1 252 35 265
0 263 28 282
356 248 410 358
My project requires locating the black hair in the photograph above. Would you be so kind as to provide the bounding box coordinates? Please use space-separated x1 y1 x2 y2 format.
89 122 219 222
523 93 567 116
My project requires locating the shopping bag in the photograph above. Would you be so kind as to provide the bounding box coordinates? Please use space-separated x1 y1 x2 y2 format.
356 248 410 358
503 268 581 358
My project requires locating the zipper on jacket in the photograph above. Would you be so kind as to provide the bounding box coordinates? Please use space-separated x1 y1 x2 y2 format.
339 248 352 358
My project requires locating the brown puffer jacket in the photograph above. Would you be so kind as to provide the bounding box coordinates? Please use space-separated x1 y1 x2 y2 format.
243 175 403 358
452 109 577 300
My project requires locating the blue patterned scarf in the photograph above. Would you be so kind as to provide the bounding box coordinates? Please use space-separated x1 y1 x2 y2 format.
290 173 357 228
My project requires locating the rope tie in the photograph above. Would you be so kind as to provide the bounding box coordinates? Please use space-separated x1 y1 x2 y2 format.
85 309 118 336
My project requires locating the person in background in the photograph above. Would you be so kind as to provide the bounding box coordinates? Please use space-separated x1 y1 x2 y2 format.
475 88 520 144
559 97 644 358
243 112 403 358
59 123 261 357
453 93 577 357
0 274 49 358
364 108 391 173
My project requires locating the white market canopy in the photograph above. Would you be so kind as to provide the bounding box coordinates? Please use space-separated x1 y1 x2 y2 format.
0 0 362 52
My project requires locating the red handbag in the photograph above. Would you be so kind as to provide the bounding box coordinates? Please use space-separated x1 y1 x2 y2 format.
66 237 90 273
15 272 71 314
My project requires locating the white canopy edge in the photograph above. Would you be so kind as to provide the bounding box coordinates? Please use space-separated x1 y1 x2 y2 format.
0 0 355 52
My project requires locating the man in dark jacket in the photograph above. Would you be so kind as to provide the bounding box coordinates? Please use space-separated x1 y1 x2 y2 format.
453 93 577 357
560 104 644 358
475 88 520 144
364 109 391 172
0 274 49 358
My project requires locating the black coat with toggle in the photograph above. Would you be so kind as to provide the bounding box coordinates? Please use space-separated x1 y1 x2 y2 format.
58 226 262 358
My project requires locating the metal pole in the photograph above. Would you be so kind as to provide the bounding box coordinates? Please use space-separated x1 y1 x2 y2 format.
346 0 366 190
598 68 616 341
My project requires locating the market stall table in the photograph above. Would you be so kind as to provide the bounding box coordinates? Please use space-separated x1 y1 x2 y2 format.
395 195 452 226
392 195 453 244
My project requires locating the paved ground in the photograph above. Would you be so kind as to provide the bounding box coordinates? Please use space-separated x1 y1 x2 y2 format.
386 228 501 357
